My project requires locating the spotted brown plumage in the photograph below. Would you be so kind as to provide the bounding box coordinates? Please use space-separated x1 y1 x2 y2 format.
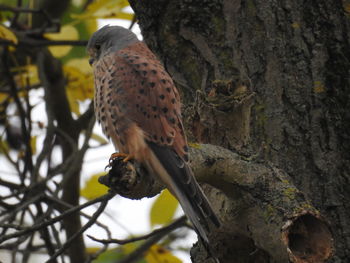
87 25 220 246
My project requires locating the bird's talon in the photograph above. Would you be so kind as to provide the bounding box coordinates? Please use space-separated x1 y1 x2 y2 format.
109 152 133 164
122 155 133 163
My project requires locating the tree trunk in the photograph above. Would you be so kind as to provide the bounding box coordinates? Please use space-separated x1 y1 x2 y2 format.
129 0 349 262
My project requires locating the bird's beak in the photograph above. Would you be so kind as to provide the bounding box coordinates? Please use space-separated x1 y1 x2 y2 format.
89 58 94 66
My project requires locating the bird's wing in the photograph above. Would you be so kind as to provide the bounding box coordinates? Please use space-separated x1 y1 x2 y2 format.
110 42 189 162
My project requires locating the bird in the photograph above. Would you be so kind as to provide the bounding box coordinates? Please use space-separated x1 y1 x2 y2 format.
87 25 221 247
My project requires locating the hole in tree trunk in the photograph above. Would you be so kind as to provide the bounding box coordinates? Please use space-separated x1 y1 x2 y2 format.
283 213 333 262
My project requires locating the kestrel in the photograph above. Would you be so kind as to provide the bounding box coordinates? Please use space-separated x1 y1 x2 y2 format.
87 25 220 245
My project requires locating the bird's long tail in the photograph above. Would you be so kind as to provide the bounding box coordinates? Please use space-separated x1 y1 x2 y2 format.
145 141 221 245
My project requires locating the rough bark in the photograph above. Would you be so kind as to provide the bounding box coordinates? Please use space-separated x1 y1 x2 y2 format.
128 0 349 262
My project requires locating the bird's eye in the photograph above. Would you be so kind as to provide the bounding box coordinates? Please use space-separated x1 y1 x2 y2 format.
95 44 101 51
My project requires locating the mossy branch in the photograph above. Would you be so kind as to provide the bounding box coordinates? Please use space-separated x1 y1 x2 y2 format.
102 143 333 262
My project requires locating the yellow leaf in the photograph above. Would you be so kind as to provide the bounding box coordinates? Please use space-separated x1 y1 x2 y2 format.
80 172 109 200
66 58 92 75
64 65 94 100
90 133 109 145
86 246 100 254
0 25 18 44
71 0 132 21
150 190 179 227
85 19 98 35
0 93 8 104
45 25 79 57
12 64 40 87
30 136 37 154
67 94 80 115
145 245 182 263
63 63 94 115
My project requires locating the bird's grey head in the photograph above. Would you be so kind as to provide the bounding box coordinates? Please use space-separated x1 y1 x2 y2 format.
87 25 139 65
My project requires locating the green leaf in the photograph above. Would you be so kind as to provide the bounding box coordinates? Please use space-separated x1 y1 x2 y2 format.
91 248 123 263
80 172 109 200
150 190 179 227
30 136 37 154
90 245 147 263
0 140 9 154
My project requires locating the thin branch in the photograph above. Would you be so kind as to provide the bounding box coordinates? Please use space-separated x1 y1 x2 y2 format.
20 39 88 47
0 194 43 221
0 4 50 14
0 39 88 47
128 15 137 30
2 48 33 180
0 138 20 172
44 194 112 239
88 216 187 245
0 4 60 34
0 192 115 244
34 203 57 261
0 178 20 189
76 102 94 131
116 217 188 263
32 119 55 182
45 192 114 263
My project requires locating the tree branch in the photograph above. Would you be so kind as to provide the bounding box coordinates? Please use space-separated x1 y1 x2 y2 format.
88 215 187 245
101 143 334 263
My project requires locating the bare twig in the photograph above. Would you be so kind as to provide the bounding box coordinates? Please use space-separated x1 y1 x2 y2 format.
2 48 33 181
128 15 137 30
116 217 188 263
0 192 115 244
88 216 187 245
0 4 59 34
0 39 88 47
0 178 20 189
44 194 112 239
0 4 50 15
45 192 114 263
0 194 43 221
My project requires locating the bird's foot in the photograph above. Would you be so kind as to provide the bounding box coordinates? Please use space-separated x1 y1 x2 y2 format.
109 152 134 164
